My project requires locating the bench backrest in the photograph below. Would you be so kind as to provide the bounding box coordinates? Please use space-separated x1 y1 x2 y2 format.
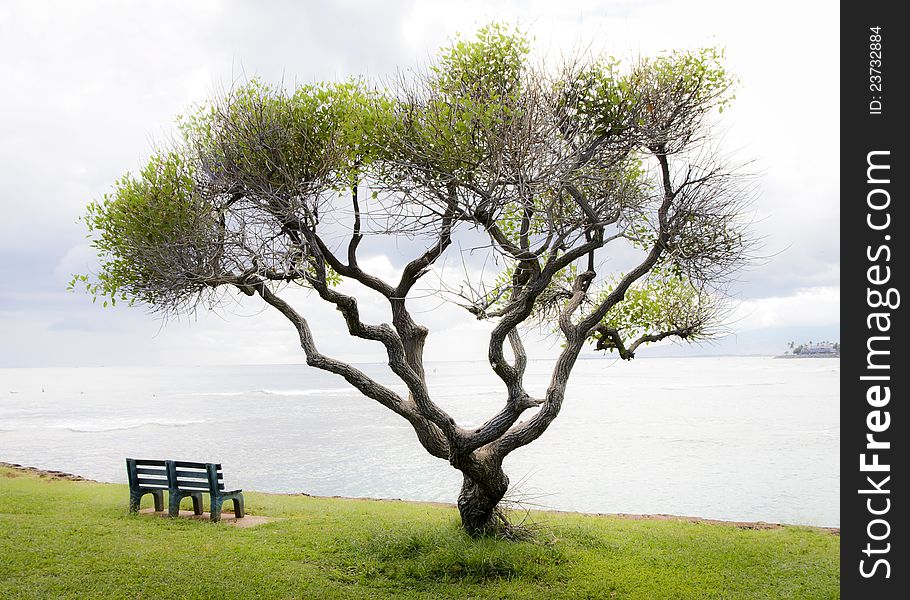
166 460 225 493
125 458 168 490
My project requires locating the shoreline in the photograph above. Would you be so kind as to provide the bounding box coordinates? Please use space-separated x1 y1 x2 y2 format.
0 461 839 535
772 354 840 359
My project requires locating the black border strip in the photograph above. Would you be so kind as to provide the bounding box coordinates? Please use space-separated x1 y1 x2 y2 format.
841 1 907 596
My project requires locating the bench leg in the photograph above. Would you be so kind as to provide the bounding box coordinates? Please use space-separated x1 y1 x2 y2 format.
232 494 244 519
191 493 203 516
129 491 142 513
210 498 222 522
168 492 182 517
152 490 164 512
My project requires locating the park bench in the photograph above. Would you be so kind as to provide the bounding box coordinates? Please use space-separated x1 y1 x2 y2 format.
125 458 244 522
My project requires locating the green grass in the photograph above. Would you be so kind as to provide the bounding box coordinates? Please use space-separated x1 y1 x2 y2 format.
0 466 838 599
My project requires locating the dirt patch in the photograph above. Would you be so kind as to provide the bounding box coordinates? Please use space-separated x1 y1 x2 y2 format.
573 511 838 535
612 512 783 530
138 508 278 528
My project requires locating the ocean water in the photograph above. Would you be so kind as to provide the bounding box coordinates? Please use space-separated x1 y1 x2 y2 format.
0 357 839 526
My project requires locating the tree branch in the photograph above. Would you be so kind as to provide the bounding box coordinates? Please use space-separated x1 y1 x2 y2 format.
592 324 695 360
491 148 677 459
290 219 464 449
576 148 675 334
459 328 540 454
347 183 364 267
250 280 450 459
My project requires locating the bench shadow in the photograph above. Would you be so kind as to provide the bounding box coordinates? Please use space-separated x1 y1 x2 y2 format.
137 507 277 528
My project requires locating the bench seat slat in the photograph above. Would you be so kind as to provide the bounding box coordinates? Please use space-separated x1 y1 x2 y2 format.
174 470 206 479
176 481 225 490
175 470 222 479
131 459 166 466
135 477 168 488
135 467 167 476
176 480 209 488
174 461 221 469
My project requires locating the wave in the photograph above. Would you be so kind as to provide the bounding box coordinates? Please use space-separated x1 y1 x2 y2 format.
257 388 354 397
660 381 783 391
61 419 211 433
186 388 354 398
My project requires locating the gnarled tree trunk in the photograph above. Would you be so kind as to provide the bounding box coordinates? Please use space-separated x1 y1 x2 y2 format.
454 457 510 536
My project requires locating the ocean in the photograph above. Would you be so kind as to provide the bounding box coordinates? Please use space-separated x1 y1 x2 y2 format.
0 356 839 526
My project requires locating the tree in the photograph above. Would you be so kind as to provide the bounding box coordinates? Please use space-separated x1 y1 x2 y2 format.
77 25 754 536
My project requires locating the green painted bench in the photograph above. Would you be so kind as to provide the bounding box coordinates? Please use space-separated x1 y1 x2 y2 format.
166 460 244 522
125 458 244 522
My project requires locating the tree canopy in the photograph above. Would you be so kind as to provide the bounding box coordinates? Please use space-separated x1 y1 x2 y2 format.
77 24 754 536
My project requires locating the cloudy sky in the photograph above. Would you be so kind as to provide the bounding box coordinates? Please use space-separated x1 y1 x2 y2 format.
0 0 839 367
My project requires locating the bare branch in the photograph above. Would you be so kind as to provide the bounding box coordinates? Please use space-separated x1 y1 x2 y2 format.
252 280 450 459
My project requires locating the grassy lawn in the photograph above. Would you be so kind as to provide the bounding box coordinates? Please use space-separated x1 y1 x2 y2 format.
0 466 838 599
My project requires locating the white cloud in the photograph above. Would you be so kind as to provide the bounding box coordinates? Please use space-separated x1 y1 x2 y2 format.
732 286 839 331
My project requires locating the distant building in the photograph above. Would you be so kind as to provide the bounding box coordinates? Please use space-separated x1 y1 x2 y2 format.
776 341 839 359
801 342 838 355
